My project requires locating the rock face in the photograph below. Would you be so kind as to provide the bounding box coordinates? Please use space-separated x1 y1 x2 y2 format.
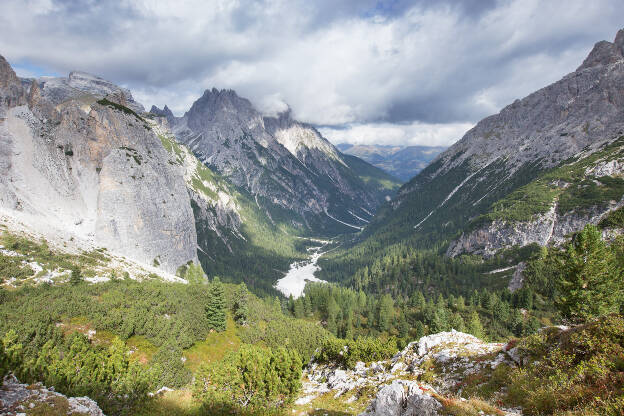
38 70 145 113
0 375 105 416
404 29 624 200
0 55 197 274
447 198 624 257
161 89 399 233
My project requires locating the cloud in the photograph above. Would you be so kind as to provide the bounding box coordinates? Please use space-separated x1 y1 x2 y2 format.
0 0 623 145
319 122 474 147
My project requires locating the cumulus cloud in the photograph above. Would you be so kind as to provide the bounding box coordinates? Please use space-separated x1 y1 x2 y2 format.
0 0 622 146
319 122 474 147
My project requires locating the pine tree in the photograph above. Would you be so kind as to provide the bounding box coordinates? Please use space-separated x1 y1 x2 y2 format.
467 311 484 339
449 312 465 332
69 266 83 285
556 224 623 321
206 277 226 332
233 283 249 325
377 294 394 332
186 262 207 285
397 310 409 338
413 320 425 339
293 298 305 319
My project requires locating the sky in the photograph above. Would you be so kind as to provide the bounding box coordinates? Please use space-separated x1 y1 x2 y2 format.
0 0 623 147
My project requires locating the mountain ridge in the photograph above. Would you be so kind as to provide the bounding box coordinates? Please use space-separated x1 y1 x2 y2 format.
154 88 400 235
337 143 446 182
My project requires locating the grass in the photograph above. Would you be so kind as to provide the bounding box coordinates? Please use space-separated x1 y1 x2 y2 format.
183 316 241 372
127 335 159 364
475 136 624 225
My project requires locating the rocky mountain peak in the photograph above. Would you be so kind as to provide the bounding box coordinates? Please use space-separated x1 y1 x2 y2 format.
184 87 258 132
150 104 174 118
39 70 145 113
0 54 19 88
577 30 624 71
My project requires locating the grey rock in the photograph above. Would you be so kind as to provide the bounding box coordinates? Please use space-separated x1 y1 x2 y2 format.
168 88 395 232
0 375 105 416
0 56 197 274
38 70 145 113
360 380 441 416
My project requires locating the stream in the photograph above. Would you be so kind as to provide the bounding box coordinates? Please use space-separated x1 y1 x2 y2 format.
274 241 329 298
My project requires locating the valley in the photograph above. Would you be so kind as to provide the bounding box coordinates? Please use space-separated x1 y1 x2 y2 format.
274 239 330 299
1 10 624 416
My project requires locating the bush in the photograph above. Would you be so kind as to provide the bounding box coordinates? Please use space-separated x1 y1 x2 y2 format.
316 336 398 368
193 344 302 411
151 341 192 389
506 315 624 415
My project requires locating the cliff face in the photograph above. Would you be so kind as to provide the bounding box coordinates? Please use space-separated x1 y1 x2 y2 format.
158 89 400 234
0 56 197 274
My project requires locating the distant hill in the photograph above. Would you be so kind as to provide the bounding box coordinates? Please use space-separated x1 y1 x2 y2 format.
337 143 446 182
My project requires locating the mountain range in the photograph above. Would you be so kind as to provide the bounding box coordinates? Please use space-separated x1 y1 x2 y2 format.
337 143 446 182
2 21 624 416
0 56 399 291
319 28 624 294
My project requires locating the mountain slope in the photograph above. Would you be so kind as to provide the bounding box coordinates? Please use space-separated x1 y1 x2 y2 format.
149 116 312 293
0 56 197 274
319 28 624 293
337 143 446 182
158 90 400 234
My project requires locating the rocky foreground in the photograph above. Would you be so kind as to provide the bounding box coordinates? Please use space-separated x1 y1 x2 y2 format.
0 375 104 416
298 330 525 415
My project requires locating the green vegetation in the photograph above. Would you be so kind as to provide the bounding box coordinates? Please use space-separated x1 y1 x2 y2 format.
479 136 624 224
0 272 334 415
0 231 110 285
206 277 227 332
555 225 623 321
315 337 397 368
504 315 624 415
97 98 146 123
193 344 302 412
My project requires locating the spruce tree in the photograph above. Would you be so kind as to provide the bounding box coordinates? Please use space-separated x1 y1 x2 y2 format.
377 294 394 332
556 224 623 322
69 265 83 285
467 311 485 339
233 283 249 325
206 277 226 332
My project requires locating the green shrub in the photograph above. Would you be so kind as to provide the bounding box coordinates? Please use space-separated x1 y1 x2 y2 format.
193 344 302 411
505 315 624 415
316 336 398 368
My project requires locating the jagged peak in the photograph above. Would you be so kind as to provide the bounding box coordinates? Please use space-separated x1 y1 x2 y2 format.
0 54 20 88
615 28 624 54
150 104 174 118
577 28 624 71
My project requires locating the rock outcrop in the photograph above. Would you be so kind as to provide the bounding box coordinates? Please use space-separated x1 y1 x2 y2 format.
299 331 521 415
38 70 145 113
0 375 105 416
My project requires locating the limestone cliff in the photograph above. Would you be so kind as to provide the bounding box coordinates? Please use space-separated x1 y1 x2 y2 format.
0 55 197 274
